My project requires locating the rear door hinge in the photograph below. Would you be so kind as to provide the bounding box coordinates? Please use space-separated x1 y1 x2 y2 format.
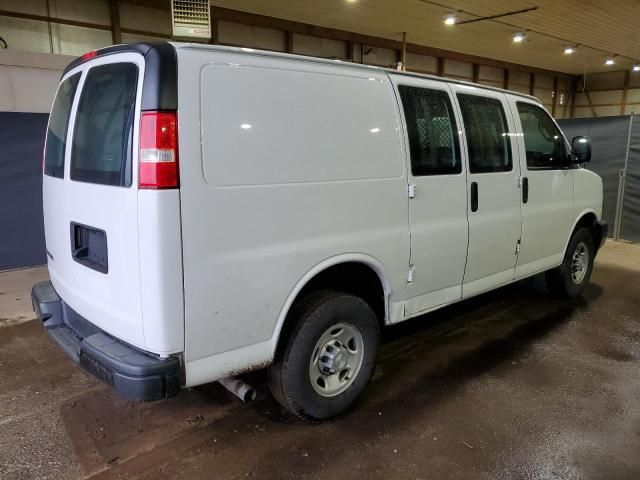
408 184 416 199
515 239 521 255
408 264 415 283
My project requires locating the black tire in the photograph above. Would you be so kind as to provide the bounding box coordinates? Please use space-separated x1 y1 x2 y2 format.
546 227 595 298
269 290 380 421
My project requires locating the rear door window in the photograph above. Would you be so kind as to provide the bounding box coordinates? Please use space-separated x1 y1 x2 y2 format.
71 63 138 187
44 73 80 178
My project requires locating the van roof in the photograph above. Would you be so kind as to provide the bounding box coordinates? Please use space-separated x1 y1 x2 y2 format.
171 41 541 104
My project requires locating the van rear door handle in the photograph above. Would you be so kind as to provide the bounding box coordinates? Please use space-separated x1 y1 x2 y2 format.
470 182 478 212
522 177 529 204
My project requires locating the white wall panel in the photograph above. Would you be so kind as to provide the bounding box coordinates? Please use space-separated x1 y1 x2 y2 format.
362 46 396 66
478 80 502 88
0 49 73 112
252 26 285 51
218 21 285 51
591 89 624 105
217 20 252 45
53 24 111 55
479 65 502 83
0 17 51 54
625 89 640 104
629 73 640 88
573 106 593 118
509 70 529 86
121 32 166 44
50 0 110 24
534 88 553 104
0 0 48 16
0 65 61 112
575 90 623 106
574 92 589 107
585 71 626 90
406 52 437 73
444 59 472 79
535 74 554 89
594 105 623 116
294 34 346 58
509 84 530 95
119 2 172 36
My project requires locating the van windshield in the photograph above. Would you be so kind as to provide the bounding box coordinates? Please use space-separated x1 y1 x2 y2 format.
70 63 138 187
44 73 80 178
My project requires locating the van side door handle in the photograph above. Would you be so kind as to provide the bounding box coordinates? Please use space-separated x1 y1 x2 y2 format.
522 177 529 204
470 182 478 212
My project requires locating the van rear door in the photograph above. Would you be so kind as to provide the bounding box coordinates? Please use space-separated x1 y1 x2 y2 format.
43 52 147 349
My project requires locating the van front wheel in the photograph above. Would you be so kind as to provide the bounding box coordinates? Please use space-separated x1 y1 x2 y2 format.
269 291 380 421
546 227 595 298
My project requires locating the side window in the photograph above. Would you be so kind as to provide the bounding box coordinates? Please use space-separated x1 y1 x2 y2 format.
457 93 512 173
398 85 461 176
517 102 567 169
44 73 81 178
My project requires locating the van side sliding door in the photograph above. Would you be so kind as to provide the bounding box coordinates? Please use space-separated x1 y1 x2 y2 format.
451 86 523 298
390 75 469 316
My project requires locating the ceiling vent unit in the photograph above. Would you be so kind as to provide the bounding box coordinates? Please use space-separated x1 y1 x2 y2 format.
171 0 211 40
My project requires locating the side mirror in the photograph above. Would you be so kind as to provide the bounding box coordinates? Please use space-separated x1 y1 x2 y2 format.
571 136 592 164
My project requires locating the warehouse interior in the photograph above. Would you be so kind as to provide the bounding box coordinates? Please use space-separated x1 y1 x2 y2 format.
1 1 640 478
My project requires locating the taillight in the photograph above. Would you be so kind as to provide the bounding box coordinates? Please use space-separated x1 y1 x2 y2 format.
139 111 179 189
81 50 98 61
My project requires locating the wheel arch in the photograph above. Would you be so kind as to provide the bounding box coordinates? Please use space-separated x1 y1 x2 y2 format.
268 254 391 358
563 209 601 256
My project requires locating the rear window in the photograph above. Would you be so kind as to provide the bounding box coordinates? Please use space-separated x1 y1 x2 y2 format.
44 73 80 178
71 63 138 187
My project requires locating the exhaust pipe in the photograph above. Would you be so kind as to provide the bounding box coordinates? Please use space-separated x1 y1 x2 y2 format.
218 377 256 403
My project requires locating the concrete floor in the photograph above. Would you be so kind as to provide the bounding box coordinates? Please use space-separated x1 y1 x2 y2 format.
1 241 639 479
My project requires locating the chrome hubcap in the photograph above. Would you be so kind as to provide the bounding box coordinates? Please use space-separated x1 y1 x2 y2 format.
571 241 589 284
309 323 364 397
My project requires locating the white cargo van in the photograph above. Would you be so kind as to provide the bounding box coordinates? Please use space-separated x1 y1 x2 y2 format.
33 42 606 420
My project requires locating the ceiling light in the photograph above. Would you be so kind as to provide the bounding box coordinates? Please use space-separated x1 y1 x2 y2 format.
444 13 457 25
564 46 575 55
633 65 640 72
605 57 615 65
512 32 526 43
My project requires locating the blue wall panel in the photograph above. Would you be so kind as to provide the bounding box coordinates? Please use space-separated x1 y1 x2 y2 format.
0 112 48 270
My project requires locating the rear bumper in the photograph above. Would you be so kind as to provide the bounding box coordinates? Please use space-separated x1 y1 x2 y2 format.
31 281 181 401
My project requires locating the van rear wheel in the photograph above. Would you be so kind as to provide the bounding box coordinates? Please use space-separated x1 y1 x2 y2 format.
269 290 379 421
546 227 595 298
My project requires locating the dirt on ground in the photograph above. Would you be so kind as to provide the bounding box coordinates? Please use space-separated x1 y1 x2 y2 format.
1 242 639 479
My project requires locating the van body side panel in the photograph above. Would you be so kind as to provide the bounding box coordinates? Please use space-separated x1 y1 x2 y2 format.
177 49 409 380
